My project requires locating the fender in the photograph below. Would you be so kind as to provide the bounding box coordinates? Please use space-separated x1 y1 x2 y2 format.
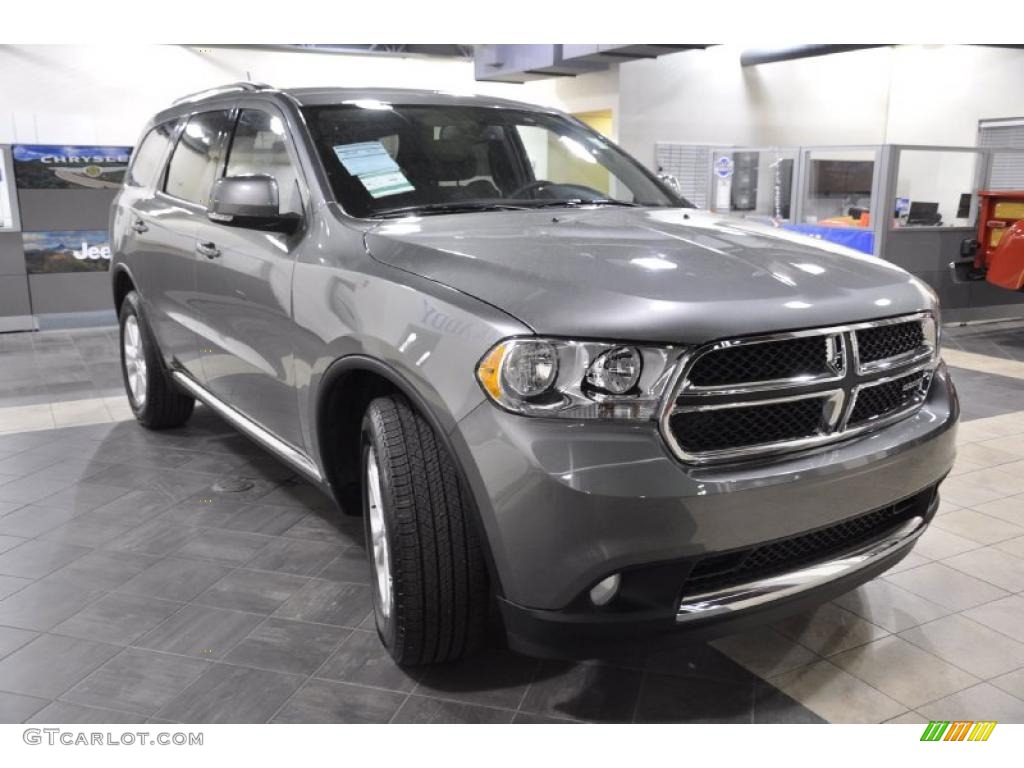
313 353 506 598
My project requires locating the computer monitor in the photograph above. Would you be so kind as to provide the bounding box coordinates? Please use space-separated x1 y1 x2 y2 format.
907 201 941 226
956 193 972 219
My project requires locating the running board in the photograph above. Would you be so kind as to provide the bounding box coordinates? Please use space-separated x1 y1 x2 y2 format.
171 371 323 484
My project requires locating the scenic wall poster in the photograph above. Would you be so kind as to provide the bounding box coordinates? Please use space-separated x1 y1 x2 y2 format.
23 230 111 273
12 144 131 190
0 151 14 229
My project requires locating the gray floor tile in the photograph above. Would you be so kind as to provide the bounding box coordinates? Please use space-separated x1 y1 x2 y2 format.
647 640 765 681
770 659 907 723
0 574 32 601
316 546 371 585
0 634 119 698
42 550 159 591
0 539 89 579
34 482 129 514
918 683 1024 723
830 636 979 709
281 513 361 545
963 594 1024 641
511 712 579 724
273 579 372 628
775 603 889 656
753 680 827 723
88 488 178 526
52 593 184 645
899 614 1024 679
0 580 102 631
223 617 346 675
0 474 74 505
40 513 140 547
0 534 27 554
159 663 304 723
63 648 210 715
161 498 250 528
172 528 271 565
27 701 147 723
117 557 233 602
991 668 1024 701
317 628 417 692
0 625 37 658
244 537 342 576
106 518 200 556
522 662 644 723
0 691 49 723
193 569 309 614
884 562 1010 611
392 694 514 723
933 508 1024 545
832 580 951 633
943 546 1024 592
416 649 537 710
220 504 307 536
634 671 751 724
271 678 404 724
0 504 82 538
135 604 263 660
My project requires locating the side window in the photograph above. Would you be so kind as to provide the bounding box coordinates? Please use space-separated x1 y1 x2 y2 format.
225 109 303 215
127 120 177 188
164 110 232 205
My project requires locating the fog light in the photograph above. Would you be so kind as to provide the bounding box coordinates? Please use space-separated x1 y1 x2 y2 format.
589 573 621 607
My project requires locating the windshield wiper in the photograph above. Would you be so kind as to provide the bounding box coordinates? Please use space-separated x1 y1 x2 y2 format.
512 198 643 209
373 201 531 218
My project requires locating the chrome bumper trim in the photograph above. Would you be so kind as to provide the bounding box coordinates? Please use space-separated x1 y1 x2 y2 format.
171 371 322 483
676 514 926 622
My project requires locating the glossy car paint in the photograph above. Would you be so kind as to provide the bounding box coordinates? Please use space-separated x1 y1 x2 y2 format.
110 87 957 623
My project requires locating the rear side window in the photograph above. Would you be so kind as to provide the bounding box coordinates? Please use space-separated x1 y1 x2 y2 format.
127 120 177 188
225 109 303 215
164 110 232 205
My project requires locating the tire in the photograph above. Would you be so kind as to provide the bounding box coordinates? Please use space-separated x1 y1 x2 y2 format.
361 394 489 665
119 291 195 429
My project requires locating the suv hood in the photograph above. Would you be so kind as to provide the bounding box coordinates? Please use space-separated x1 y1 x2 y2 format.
365 207 935 343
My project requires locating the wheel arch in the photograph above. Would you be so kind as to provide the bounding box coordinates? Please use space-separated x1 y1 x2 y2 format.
313 354 505 598
111 264 138 315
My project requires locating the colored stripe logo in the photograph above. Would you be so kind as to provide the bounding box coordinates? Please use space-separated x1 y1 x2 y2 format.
921 721 996 741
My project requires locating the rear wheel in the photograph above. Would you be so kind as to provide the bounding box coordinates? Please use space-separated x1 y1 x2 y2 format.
361 394 489 665
119 291 194 429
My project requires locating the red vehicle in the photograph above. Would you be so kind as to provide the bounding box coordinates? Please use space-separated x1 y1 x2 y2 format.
968 190 1024 291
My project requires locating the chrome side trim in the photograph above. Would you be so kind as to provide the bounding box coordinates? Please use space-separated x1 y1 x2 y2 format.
171 371 322 483
676 515 927 622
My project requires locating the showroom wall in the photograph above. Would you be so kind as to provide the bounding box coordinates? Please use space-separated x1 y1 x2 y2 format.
0 45 618 146
618 45 1024 168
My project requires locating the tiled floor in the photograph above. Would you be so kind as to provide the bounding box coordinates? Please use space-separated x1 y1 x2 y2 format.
0 321 1022 723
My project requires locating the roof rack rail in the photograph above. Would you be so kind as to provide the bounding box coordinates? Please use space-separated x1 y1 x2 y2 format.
172 81 274 106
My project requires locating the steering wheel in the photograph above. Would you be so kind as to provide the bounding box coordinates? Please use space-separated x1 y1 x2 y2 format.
508 179 606 200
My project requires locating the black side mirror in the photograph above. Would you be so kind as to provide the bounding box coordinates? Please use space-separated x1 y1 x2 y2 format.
208 174 301 234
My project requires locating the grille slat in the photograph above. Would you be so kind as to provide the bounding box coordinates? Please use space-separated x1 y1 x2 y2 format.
670 397 826 454
687 336 831 388
683 487 934 595
849 370 929 426
855 321 925 365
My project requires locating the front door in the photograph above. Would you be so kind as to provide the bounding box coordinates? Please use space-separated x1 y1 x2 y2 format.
192 106 307 448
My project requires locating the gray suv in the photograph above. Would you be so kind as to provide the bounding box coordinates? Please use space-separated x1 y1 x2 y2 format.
110 83 958 664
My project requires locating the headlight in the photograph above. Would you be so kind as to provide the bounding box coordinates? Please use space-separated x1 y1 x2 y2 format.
476 337 683 420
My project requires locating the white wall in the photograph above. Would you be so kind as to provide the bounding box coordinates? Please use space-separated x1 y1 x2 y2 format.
0 45 618 146
618 44 1024 169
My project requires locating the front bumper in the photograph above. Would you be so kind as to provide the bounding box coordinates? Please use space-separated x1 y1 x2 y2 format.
450 363 957 657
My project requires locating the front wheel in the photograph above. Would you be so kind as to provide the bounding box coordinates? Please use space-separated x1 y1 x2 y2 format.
119 291 194 429
361 394 489 665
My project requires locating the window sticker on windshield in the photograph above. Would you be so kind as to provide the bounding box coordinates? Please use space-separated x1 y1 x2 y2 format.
333 141 414 198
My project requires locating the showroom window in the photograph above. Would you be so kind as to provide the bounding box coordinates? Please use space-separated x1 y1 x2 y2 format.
892 149 981 228
126 119 177 188
164 110 232 205
802 149 877 228
225 109 303 215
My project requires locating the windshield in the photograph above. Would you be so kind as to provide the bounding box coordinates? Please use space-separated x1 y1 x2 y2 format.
302 103 688 218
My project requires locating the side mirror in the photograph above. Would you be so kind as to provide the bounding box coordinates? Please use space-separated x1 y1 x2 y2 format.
208 174 300 234
657 171 684 198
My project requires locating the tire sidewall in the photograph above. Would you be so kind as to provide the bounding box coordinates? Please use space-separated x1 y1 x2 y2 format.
360 415 400 654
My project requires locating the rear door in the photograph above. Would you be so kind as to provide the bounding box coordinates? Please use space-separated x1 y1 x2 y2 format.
152 108 235 382
192 104 308 447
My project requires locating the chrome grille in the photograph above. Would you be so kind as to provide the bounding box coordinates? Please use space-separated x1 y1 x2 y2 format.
661 313 938 464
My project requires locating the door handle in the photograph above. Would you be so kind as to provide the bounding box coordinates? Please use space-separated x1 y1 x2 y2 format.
131 218 148 234
196 241 221 259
